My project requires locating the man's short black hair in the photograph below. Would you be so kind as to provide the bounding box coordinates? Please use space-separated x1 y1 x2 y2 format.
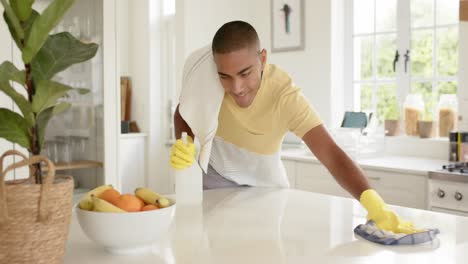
212 20 260 54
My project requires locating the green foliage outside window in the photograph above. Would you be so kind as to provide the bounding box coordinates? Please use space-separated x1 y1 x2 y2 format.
359 27 458 124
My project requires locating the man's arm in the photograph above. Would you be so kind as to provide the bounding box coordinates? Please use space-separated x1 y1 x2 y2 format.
301 124 370 200
174 104 194 139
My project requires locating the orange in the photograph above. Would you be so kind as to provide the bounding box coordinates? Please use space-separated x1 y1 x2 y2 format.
141 204 159 211
114 194 145 212
99 189 121 205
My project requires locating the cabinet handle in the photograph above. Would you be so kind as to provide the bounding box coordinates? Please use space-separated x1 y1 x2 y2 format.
368 176 381 181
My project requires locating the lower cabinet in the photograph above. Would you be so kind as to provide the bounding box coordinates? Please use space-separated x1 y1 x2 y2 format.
283 159 427 209
294 162 351 198
365 169 427 209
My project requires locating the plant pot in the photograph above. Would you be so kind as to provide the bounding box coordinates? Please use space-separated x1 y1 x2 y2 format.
418 121 436 138
0 150 73 264
384 119 401 136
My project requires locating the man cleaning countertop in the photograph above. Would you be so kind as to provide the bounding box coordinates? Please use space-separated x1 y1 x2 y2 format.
169 20 438 244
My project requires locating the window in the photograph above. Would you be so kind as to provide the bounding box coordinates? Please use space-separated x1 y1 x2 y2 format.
348 0 459 125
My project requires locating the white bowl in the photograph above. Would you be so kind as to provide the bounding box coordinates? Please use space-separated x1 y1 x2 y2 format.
75 201 175 255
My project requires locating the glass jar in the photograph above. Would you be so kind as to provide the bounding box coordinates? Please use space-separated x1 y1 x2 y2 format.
437 94 458 138
404 94 424 136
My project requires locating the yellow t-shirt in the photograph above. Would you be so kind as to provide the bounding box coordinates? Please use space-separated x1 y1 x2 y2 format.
215 64 322 155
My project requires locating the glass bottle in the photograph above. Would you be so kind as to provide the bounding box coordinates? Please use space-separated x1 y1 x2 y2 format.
437 94 458 138
404 94 424 136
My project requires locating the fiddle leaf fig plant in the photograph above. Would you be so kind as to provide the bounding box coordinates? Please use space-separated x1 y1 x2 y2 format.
0 0 98 183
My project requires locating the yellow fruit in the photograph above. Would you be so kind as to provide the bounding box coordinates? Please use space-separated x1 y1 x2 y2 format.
79 184 113 211
135 187 171 208
114 194 145 212
99 189 121 205
92 195 126 213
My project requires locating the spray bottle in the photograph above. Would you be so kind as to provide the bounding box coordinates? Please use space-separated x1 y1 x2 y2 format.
175 132 203 204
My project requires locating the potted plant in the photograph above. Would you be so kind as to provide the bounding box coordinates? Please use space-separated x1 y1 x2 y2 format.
384 97 401 136
0 0 97 263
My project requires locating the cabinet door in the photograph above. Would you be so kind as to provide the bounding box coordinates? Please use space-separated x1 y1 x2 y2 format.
282 160 296 188
295 162 351 198
364 169 427 209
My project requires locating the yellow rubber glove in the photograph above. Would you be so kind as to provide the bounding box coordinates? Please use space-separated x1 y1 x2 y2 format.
170 135 196 169
360 189 424 234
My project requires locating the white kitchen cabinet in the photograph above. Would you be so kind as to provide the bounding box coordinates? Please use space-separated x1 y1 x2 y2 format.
365 169 427 209
283 160 296 188
295 162 352 198
284 158 427 209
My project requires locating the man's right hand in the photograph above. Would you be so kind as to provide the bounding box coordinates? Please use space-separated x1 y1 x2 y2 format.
170 136 196 169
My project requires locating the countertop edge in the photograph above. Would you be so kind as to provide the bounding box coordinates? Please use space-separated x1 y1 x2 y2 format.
281 151 446 177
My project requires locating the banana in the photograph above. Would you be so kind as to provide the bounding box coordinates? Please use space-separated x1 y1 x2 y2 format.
91 195 126 213
135 187 171 208
79 184 113 211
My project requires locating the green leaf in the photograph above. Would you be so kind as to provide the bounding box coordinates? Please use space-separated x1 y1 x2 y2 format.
1 0 24 40
31 32 98 80
0 108 31 150
3 11 21 48
0 62 32 125
10 0 34 21
0 81 34 126
0 61 25 84
52 102 71 115
36 102 71 149
31 80 72 113
75 88 89 94
36 106 53 150
22 9 39 40
4 9 39 50
22 0 75 63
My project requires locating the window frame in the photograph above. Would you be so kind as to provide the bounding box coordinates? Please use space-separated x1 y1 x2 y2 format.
344 0 459 124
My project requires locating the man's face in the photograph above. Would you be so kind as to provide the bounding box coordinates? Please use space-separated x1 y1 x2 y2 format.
214 48 267 108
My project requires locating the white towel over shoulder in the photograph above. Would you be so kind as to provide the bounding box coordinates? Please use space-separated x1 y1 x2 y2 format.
179 45 225 173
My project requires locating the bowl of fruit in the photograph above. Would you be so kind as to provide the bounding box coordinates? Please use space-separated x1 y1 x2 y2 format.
75 185 175 255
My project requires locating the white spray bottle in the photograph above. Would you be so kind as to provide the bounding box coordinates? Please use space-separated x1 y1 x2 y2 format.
175 132 203 204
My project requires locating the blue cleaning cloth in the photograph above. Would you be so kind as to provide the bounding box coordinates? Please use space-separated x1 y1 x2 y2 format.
354 221 440 245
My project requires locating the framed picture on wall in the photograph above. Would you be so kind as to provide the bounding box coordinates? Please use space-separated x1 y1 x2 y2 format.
271 0 305 52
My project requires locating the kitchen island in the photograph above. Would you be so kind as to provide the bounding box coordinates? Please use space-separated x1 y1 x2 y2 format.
64 188 468 263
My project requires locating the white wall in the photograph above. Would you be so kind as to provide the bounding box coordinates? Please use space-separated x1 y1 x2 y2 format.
116 0 167 193
175 0 333 127
459 22 468 131
0 6 15 177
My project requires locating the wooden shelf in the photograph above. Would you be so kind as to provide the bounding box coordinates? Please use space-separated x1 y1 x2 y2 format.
42 160 103 172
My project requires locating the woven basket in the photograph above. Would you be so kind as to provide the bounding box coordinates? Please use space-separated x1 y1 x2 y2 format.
0 150 74 264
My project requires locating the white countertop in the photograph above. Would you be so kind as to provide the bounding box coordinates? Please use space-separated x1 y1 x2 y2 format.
281 147 447 176
64 188 468 263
